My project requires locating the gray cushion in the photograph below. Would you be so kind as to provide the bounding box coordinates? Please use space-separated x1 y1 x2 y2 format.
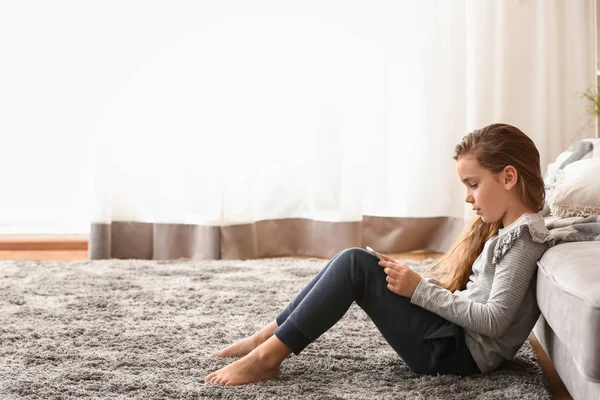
536 241 600 381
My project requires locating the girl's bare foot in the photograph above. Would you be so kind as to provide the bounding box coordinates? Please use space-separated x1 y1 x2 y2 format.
204 321 278 358
204 335 292 386
204 350 281 386
204 335 261 358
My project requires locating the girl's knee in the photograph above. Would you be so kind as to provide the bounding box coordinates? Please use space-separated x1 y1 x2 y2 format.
339 247 369 260
338 247 380 269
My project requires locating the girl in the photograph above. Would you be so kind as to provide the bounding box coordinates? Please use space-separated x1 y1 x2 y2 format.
203 123 555 386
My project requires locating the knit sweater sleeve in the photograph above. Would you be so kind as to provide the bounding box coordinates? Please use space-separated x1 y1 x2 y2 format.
409 228 549 337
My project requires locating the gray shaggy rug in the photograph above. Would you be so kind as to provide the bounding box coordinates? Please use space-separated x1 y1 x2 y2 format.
0 257 551 399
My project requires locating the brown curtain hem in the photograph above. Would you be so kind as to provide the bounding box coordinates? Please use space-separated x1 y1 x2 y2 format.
89 216 466 260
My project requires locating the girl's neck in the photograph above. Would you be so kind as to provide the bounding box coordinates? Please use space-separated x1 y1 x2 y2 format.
501 207 537 229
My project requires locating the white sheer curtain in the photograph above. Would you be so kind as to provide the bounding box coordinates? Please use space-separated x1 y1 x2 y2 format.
86 0 595 258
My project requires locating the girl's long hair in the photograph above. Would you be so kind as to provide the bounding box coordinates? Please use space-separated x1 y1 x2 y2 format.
420 123 546 292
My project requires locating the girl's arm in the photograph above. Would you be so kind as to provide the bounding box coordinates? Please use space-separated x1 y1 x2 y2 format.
409 228 548 338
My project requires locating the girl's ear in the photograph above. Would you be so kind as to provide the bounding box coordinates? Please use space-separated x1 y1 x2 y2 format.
503 165 518 190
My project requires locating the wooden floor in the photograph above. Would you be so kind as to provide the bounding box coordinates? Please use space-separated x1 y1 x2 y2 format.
0 250 89 260
0 248 572 399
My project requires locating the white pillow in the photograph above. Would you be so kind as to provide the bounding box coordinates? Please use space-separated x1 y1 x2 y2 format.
593 138 600 159
544 149 575 187
544 138 599 186
547 159 600 218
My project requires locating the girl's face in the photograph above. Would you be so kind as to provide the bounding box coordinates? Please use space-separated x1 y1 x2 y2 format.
456 155 510 224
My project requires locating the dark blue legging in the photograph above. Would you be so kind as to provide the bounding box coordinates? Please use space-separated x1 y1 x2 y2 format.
273 247 481 376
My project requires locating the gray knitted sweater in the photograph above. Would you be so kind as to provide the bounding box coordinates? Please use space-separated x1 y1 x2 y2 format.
410 212 555 374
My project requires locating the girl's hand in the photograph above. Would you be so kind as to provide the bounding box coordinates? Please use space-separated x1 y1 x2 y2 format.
375 252 395 263
378 259 423 299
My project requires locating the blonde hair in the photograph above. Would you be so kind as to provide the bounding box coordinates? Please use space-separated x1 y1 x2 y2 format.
421 123 546 292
